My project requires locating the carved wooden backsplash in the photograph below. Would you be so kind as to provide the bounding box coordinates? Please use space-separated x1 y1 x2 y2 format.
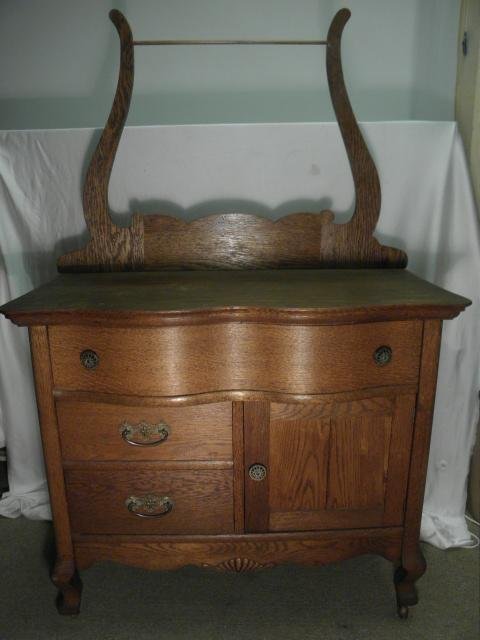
57 9 407 273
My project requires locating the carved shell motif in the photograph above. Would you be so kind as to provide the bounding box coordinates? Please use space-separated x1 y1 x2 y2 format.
204 558 275 573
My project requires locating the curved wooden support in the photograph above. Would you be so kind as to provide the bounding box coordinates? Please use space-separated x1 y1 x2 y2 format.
58 9 407 272
394 545 426 610
58 10 143 272
326 9 379 237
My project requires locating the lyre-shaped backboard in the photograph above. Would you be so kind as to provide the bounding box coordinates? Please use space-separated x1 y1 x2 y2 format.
58 9 407 272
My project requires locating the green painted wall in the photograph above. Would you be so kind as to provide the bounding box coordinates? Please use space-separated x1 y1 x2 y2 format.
0 0 461 130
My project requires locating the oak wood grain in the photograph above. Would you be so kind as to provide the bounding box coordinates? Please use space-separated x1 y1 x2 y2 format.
29 327 82 614
53 384 418 407
266 394 416 532
29 328 74 559
244 402 270 532
56 400 232 461
232 402 245 533
73 527 404 571
396 320 442 607
54 9 406 273
1 270 470 328
65 464 234 535
48 320 423 396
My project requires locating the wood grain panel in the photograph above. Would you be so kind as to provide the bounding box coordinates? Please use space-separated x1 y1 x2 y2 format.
65 464 234 535
267 393 415 532
327 413 392 510
269 417 330 511
28 327 74 561
48 321 422 396
73 527 404 571
401 321 442 573
56 400 232 461
2 270 470 329
382 394 416 523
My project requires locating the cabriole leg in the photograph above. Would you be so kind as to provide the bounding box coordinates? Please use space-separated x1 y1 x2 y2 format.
393 545 426 619
52 558 82 615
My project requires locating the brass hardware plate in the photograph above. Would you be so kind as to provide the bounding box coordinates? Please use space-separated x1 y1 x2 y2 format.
125 494 174 518
120 421 169 447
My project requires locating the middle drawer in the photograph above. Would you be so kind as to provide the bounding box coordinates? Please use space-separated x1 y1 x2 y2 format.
56 400 232 461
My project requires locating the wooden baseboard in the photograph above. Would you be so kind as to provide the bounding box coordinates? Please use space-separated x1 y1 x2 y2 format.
74 527 403 572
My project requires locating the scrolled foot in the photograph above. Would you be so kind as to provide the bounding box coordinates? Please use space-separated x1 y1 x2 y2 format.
51 558 82 615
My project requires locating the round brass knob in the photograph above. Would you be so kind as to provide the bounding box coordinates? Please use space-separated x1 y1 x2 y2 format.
80 349 99 370
249 463 267 481
373 345 392 366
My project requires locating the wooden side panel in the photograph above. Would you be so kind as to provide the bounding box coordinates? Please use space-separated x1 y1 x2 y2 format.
28 327 74 563
402 321 442 565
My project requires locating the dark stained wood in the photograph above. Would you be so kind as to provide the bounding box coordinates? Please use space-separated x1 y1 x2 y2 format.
65 464 234 535
47 320 423 396
56 399 232 461
73 527 404 572
1 270 470 328
244 402 270 532
55 9 407 273
29 327 81 615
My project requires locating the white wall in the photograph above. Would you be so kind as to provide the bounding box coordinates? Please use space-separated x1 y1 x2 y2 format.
0 0 461 129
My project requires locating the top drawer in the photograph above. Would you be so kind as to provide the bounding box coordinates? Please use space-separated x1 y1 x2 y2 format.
48 321 423 397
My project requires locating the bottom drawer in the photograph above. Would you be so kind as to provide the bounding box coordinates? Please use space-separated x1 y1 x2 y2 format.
65 464 234 535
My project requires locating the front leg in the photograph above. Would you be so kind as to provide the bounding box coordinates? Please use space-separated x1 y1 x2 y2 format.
51 558 82 615
393 545 426 618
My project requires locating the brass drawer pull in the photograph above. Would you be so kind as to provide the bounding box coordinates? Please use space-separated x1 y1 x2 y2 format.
80 349 99 370
125 494 174 518
120 421 170 447
373 345 392 366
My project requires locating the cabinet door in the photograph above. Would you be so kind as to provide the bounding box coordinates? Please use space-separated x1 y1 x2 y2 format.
244 394 415 532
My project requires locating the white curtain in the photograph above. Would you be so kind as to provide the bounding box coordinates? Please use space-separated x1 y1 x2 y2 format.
0 122 479 547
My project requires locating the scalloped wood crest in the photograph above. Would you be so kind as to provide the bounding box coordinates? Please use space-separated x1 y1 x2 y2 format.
58 9 407 272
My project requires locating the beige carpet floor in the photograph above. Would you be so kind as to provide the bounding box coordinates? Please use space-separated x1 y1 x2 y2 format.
0 516 478 640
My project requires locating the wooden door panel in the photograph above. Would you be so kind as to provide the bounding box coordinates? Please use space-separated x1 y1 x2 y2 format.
244 394 416 533
269 418 330 511
326 413 392 510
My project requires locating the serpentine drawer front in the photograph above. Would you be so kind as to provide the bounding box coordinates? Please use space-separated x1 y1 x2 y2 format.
48 320 423 396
